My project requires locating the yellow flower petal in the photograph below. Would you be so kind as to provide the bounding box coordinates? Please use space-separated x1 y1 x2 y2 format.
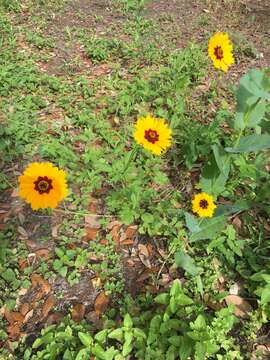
18 162 68 210
134 115 172 155
208 32 235 72
192 192 216 218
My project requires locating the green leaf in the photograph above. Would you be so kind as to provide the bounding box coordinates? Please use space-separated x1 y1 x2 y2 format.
175 250 200 276
168 336 181 347
122 342 133 357
225 134 270 153
261 287 270 305
95 329 108 344
155 293 170 305
179 336 193 360
189 216 227 242
175 293 193 306
123 313 133 329
212 144 230 174
247 102 266 128
75 348 90 360
108 328 123 342
78 331 93 347
59 266 68 278
192 315 206 330
32 338 43 349
170 279 182 297
1 268 16 283
184 212 201 233
133 328 147 339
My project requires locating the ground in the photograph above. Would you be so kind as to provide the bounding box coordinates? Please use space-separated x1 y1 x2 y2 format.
0 0 270 359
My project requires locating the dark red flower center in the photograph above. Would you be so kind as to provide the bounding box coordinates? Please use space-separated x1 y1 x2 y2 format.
34 176 53 194
214 46 224 60
144 129 159 144
199 199 209 209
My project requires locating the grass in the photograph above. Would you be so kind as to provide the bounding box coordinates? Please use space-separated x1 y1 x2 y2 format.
0 1 270 359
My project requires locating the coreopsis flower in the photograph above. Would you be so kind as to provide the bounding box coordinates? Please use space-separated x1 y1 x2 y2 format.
19 162 68 210
134 115 172 155
208 32 234 72
192 192 216 218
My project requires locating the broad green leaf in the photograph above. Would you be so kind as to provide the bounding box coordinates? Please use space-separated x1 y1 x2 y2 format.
75 348 90 360
108 328 123 342
170 279 182 296
212 144 230 174
215 201 250 216
95 329 108 344
155 293 170 305
184 212 201 233
261 287 270 305
133 328 147 339
176 293 193 306
190 216 227 242
247 101 266 128
1 268 16 283
175 250 200 276
225 134 270 153
179 336 193 360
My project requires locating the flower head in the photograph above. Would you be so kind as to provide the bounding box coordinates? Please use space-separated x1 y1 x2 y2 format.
192 192 216 218
208 32 234 72
134 115 172 155
19 162 68 210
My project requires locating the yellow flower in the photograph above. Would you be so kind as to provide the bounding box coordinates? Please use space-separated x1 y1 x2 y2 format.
19 162 68 210
192 192 216 218
134 115 172 155
208 32 234 72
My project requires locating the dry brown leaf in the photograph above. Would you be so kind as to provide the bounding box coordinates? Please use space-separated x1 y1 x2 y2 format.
31 274 50 295
120 239 134 246
7 323 21 339
232 216 242 231
85 215 101 229
99 239 108 245
23 309 34 324
88 196 99 213
19 303 29 316
4 308 15 324
35 248 50 259
84 227 99 241
111 223 121 244
225 295 252 318
125 225 137 239
138 244 151 268
18 258 28 270
71 303 86 322
107 220 122 230
42 295 55 317
94 292 109 317
17 226 28 237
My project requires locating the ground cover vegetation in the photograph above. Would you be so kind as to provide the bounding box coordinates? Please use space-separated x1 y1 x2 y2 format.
0 0 269 359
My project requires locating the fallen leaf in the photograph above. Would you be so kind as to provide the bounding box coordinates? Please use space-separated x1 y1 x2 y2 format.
18 258 28 270
7 323 21 339
17 226 28 237
94 292 109 317
31 274 50 295
225 295 252 318
99 239 108 245
19 303 29 316
120 239 134 246
35 248 50 259
125 225 137 239
71 303 86 322
23 309 34 324
111 223 122 244
85 215 101 229
138 244 151 268
42 295 55 317
84 227 99 241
